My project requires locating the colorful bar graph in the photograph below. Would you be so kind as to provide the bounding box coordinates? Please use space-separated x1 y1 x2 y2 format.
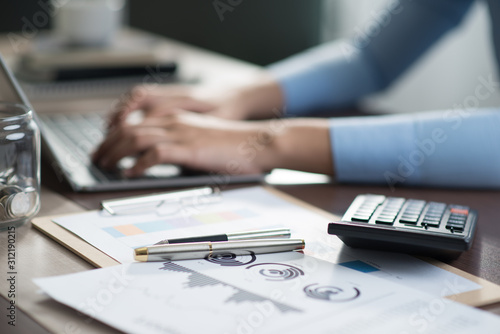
102 209 258 238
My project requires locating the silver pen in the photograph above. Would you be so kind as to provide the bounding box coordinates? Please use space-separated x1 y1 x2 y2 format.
154 228 291 245
134 239 305 262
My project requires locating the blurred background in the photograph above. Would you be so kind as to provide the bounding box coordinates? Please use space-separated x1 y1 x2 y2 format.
1 0 499 113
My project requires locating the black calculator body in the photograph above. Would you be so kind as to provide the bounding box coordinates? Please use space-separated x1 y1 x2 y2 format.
328 194 478 256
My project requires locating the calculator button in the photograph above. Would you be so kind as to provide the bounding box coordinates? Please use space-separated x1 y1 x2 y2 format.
378 212 397 217
399 215 419 224
446 226 464 233
377 216 397 223
428 202 446 207
401 213 419 219
450 207 469 215
448 215 467 221
351 215 371 222
399 218 418 224
449 214 467 220
447 221 465 227
424 213 442 218
375 217 395 224
405 208 425 214
448 214 467 220
356 206 376 212
354 210 375 216
380 211 398 218
359 201 379 207
422 219 440 227
427 203 446 212
359 204 378 209
408 199 425 207
447 220 466 226
385 200 404 208
426 212 445 217
357 207 377 214
427 212 445 217
403 209 423 215
406 208 425 213
446 221 465 229
360 201 379 206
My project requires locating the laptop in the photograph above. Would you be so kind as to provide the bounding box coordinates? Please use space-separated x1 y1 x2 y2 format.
0 54 264 192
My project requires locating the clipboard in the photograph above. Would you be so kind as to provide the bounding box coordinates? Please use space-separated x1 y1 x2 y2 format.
32 186 500 308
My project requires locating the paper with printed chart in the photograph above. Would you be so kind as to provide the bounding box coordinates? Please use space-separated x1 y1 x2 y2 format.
34 251 500 334
51 186 481 299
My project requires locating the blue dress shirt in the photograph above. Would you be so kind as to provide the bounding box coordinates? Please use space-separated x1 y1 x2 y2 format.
269 0 500 188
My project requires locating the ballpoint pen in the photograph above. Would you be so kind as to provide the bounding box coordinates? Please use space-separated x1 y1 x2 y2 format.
134 239 305 262
154 228 291 245
101 186 219 215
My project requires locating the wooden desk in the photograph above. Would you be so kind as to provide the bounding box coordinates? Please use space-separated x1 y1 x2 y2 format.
52 177 500 311
1 29 499 334
2 180 500 334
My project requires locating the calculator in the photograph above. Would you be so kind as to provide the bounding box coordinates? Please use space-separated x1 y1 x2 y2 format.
327 194 478 255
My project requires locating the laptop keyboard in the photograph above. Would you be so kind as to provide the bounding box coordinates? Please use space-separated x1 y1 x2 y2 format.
38 113 135 182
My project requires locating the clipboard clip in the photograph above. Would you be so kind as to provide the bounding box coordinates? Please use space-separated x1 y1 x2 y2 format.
100 186 221 216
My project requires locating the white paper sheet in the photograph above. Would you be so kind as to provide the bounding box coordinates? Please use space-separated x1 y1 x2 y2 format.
53 186 480 298
34 252 500 334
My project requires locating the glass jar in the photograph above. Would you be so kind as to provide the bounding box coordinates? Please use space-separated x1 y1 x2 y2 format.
0 102 40 229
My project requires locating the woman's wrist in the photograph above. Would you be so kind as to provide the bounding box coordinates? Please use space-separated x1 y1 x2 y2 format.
190 75 284 120
254 118 335 175
231 75 286 120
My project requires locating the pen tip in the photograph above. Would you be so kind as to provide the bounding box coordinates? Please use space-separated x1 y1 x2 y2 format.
134 247 148 262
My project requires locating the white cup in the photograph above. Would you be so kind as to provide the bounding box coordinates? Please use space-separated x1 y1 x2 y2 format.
52 0 126 47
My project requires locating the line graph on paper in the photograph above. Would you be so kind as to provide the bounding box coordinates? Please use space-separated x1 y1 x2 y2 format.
161 262 300 313
128 262 302 316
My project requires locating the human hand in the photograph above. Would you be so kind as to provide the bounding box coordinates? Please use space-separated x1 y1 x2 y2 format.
93 111 333 177
107 76 285 129
94 111 275 177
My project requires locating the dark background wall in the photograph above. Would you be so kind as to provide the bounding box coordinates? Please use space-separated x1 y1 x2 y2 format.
0 1 52 32
128 0 322 65
0 0 322 66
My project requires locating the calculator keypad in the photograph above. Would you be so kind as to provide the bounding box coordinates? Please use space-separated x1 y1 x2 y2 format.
344 195 472 234
329 194 478 254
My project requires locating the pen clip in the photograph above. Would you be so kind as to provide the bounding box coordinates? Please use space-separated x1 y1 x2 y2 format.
100 186 221 216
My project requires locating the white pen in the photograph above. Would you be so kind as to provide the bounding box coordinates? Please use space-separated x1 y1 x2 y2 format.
101 186 218 215
134 239 305 262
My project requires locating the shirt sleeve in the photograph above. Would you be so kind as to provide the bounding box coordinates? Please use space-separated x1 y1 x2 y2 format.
268 0 474 116
330 109 500 188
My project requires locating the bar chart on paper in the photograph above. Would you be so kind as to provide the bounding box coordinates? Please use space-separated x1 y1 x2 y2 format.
101 208 263 250
102 209 258 238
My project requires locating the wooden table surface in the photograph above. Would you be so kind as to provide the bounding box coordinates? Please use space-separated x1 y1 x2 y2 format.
45 161 500 316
